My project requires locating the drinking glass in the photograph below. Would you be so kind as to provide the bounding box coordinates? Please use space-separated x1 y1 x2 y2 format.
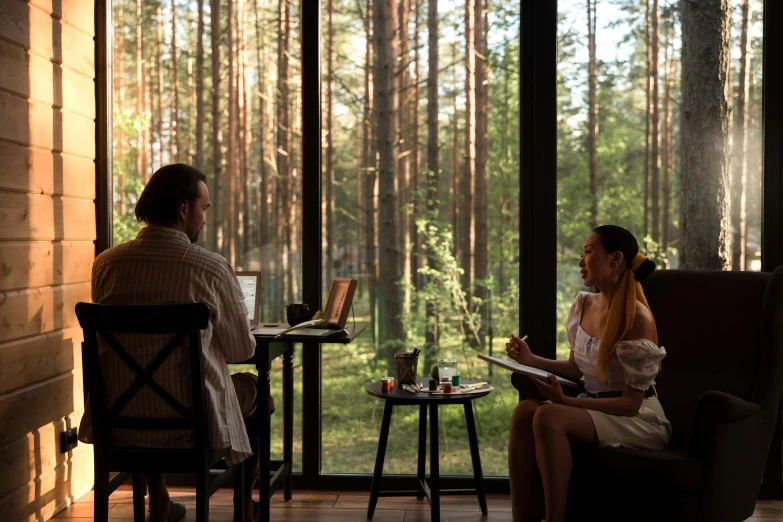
438 358 457 380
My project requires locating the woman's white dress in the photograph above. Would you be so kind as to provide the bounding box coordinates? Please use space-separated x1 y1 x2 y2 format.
567 291 672 450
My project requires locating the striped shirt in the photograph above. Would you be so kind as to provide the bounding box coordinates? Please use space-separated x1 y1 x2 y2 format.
78 226 257 465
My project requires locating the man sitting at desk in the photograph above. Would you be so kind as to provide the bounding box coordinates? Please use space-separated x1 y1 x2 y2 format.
78 163 267 522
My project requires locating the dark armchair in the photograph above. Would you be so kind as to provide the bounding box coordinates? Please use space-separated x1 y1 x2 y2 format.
512 266 783 521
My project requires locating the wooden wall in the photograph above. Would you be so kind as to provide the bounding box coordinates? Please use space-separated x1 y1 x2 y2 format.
0 1 96 520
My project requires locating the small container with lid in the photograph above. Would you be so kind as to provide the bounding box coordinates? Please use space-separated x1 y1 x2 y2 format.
381 377 394 393
442 382 453 393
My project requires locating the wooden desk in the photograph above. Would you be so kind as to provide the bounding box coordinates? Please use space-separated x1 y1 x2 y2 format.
244 323 366 522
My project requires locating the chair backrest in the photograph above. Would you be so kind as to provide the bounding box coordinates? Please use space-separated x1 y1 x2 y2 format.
641 267 783 447
76 302 211 454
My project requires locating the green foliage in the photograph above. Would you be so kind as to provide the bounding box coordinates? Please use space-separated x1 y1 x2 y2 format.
112 107 150 245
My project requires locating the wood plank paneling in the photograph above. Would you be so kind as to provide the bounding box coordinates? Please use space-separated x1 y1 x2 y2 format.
0 443 93 522
0 283 91 344
0 241 94 292
29 0 95 37
0 370 84 445
0 39 96 119
0 409 87 498
0 0 94 77
0 1 96 519
0 326 83 395
0 142 95 199
0 193 96 241
0 90 95 158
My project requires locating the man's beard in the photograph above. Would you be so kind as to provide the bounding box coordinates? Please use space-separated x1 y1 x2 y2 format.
188 228 201 243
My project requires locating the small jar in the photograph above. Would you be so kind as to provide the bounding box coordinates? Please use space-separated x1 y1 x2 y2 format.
442 382 453 393
440 376 451 386
381 377 394 393
428 379 438 391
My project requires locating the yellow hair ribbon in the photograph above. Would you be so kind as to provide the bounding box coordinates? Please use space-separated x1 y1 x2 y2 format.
595 253 659 384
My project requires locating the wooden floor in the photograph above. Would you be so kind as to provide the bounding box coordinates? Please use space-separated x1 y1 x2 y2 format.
50 486 783 521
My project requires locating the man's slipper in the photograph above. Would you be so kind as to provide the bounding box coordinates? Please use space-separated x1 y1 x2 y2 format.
168 502 186 522
146 501 186 522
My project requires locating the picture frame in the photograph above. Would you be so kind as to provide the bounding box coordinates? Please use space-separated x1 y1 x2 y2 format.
324 278 358 329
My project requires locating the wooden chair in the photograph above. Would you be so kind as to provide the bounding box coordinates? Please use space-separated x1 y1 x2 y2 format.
76 302 248 522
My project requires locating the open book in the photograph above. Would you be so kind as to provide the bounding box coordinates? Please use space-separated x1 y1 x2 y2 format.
477 354 579 387
252 319 346 338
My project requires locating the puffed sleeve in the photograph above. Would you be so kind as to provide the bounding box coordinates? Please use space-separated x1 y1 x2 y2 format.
615 340 667 391
565 294 584 351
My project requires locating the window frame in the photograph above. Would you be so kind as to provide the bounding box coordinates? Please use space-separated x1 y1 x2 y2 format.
95 0 783 496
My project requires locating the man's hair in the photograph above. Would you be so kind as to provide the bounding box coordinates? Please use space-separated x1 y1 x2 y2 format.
135 164 207 225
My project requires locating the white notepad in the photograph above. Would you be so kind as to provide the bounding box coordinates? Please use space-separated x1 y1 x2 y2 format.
477 354 579 387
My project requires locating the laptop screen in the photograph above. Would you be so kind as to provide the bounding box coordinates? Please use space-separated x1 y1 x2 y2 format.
235 272 260 325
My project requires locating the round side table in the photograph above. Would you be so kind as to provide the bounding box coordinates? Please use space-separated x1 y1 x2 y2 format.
365 377 492 522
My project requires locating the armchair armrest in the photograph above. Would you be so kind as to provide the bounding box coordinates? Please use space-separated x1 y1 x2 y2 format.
511 372 586 401
687 391 764 522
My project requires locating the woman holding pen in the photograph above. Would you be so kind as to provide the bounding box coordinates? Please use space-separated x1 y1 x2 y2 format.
506 225 671 522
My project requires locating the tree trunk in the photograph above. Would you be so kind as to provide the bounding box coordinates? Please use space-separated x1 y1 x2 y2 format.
450 43 459 254
254 0 268 265
461 0 475 306
473 0 488 350
650 0 660 250
170 0 180 163
210 0 223 254
362 0 377 350
239 0 251 257
276 0 291 313
398 0 411 312
410 0 420 294
662 25 672 268
587 0 598 230
116 0 125 212
731 0 750 270
424 0 439 364
680 0 731 270
186 51 193 165
643 0 650 243
136 0 147 183
227 0 237 265
156 5 165 168
374 0 403 367
195 0 205 171
325 0 335 285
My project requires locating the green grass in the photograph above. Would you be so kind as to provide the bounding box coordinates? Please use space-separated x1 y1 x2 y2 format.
230 335 521 477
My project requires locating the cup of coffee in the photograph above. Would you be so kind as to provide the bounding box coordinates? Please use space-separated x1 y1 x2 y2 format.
286 303 311 326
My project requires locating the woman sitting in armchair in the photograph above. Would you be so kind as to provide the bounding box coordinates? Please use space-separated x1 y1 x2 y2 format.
506 225 671 522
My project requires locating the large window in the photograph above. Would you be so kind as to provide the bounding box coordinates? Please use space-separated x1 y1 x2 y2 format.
107 0 780 490
111 0 303 470
318 0 521 475
555 0 764 359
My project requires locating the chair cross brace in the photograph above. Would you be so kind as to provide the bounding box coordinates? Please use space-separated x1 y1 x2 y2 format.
98 328 194 421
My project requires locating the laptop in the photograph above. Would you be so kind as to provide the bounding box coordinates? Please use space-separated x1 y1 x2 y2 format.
235 271 261 329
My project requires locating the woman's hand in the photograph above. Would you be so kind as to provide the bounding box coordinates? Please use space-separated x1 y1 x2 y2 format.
505 333 534 365
530 374 566 404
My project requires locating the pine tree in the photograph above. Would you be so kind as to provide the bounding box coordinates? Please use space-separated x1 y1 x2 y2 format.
195 0 205 171
424 0 439 363
680 0 731 270
374 0 404 366
731 0 751 270
210 0 223 253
